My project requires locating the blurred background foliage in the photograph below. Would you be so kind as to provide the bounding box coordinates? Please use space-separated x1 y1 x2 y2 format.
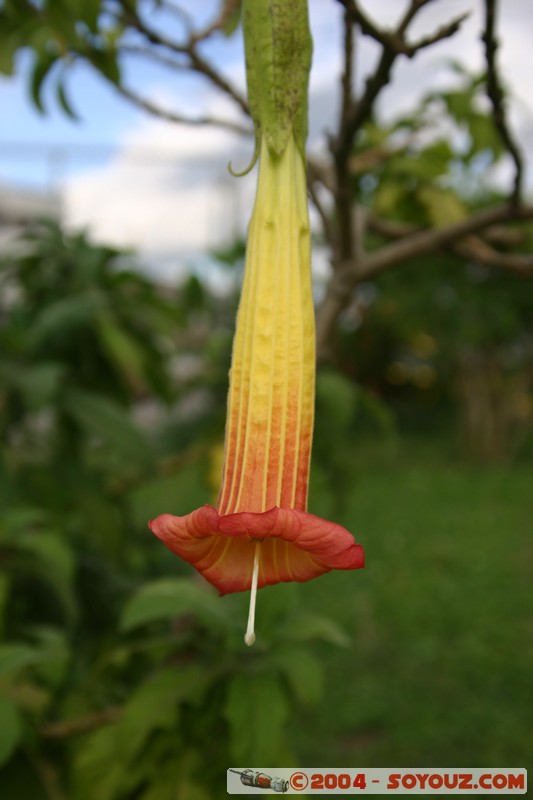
1 1 533 798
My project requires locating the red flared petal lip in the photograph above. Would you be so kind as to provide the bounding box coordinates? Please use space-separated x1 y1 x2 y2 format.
149 505 364 595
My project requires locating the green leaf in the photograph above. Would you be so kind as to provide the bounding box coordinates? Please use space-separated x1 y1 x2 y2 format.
374 181 405 216
9 363 64 409
468 113 504 158
57 77 79 120
417 185 467 228
224 672 289 764
18 533 74 586
0 696 22 766
316 369 358 431
119 667 210 755
0 643 40 676
28 628 70 688
17 533 76 620
120 578 224 632
281 611 351 648
97 315 148 391
222 2 241 36
271 646 323 705
89 47 121 85
0 508 45 544
78 0 101 34
0 575 9 637
0 31 17 75
442 89 475 124
71 724 126 800
138 778 176 800
30 48 57 113
72 667 210 800
62 388 154 467
28 293 105 347
357 387 396 435
392 140 454 181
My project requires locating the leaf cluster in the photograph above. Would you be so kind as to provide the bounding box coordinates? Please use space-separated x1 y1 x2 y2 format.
0 0 121 118
0 221 348 798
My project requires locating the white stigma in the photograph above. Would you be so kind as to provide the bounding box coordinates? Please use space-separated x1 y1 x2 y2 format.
244 541 261 646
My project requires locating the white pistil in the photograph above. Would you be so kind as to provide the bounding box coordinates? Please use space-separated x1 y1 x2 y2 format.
244 541 261 646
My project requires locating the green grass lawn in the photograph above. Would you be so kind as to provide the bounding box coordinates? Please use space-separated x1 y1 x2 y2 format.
290 442 533 768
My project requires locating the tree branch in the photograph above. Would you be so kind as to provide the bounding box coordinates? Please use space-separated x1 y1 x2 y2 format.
190 0 241 45
334 6 356 261
368 215 533 276
398 0 438 35
336 0 468 145
28 754 67 800
186 47 249 117
369 214 530 246
407 12 469 57
307 171 336 248
115 85 252 136
157 0 194 34
453 237 533 276
41 708 121 739
118 44 189 71
339 0 467 58
360 205 533 279
316 203 533 357
116 0 249 116
482 0 524 204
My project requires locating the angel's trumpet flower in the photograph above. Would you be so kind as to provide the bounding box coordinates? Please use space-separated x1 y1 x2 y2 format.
149 133 363 644
149 0 363 645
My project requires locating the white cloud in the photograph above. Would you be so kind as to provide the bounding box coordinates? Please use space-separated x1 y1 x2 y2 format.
62 0 533 282
63 94 256 281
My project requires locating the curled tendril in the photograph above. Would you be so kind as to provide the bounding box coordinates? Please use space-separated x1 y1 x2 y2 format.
228 136 260 177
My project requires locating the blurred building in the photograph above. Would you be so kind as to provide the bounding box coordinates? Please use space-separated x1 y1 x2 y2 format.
0 183 61 253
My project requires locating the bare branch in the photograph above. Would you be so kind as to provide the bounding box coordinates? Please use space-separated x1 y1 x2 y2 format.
338 0 467 56
116 0 187 54
360 204 533 279
116 85 252 136
316 263 360 362
482 0 524 204
334 6 356 261
367 215 419 238
368 215 533 276
339 4 355 133
116 0 249 116
190 0 241 45
336 39 396 155
307 166 336 247
484 225 528 247
186 48 249 117
337 0 384 46
453 237 533 276
316 203 533 357
41 708 121 739
118 44 189 71
407 13 469 57
398 0 438 35
336 1 468 144
29 755 67 800
368 215 530 248
157 0 194 33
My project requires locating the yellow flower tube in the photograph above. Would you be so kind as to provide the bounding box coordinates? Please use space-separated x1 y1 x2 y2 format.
149 0 363 645
218 133 314 517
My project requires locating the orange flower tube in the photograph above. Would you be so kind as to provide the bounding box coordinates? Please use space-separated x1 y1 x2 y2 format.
149 133 363 644
149 0 363 645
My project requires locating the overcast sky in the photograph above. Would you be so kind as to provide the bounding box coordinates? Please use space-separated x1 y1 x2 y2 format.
0 0 531 281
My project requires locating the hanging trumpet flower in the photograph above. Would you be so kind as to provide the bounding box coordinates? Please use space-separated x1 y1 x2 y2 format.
149 0 364 646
